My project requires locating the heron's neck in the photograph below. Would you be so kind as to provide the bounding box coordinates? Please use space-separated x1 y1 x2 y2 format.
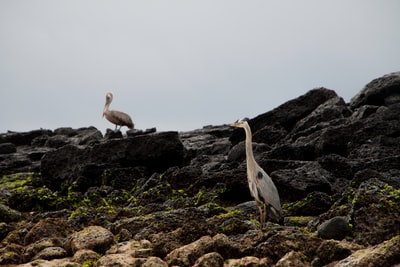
243 124 256 170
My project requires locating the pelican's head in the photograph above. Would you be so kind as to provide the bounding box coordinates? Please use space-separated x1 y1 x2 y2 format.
105 92 114 103
230 118 250 128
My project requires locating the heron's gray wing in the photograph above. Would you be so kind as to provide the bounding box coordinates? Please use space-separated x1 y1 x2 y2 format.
255 167 282 214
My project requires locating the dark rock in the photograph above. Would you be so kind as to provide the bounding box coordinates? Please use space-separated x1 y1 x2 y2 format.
127 127 157 137
267 143 316 161
70 127 103 145
230 87 338 145
351 179 400 246
350 105 379 120
313 239 353 266
293 96 351 133
54 127 77 136
181 125 233 162
317 216 351 240
284 191 333 216
45 135 69 148
252 124 288 146
31 135 49 146
41 131 184 192
0 143 16 154
24 218 71 245
0 204 21 223
104 129 123 139
317 154 353 180
0 129 53 146
271 162 333 202
350 71 400 109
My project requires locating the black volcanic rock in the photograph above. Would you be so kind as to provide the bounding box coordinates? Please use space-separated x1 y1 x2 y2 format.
0 143 16 154
350 71 400 108
230 87 338 146
0 129 53 146
318 216 351 240
41 131 185 192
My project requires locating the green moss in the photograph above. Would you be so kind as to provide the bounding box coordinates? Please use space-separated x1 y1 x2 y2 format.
82 259 96 267
214 209 241 219
194 190 204 206
0 172 35 190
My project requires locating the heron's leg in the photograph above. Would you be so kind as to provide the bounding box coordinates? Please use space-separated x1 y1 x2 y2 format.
262 204 267 229
257 204 266 229
263 204 267 229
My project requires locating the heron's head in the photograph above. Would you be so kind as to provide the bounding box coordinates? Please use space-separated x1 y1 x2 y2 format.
230 118 250 128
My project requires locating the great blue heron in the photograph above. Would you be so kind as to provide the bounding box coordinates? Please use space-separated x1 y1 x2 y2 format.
103 92 134 130
231 118 282 228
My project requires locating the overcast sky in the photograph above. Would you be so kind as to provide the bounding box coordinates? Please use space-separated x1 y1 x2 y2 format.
1 1 399 134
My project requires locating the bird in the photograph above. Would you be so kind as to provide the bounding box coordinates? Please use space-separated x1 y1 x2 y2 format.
231 118 282 228
103 92 134 130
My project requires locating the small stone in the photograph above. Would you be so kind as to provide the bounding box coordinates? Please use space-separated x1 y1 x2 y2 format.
193 252 224 267
33 247 67 260
72 249 99 264
70 226 114 254
318 216 351 240
275 250 309 267
143 256 168 267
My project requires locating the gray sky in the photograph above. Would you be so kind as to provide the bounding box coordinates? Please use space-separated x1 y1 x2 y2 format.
1 1 399 134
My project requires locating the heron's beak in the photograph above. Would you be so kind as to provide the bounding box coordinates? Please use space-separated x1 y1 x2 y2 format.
230 122 239 127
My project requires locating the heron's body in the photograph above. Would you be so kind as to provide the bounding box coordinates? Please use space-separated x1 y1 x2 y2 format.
231 119 282 228
103 92 134 130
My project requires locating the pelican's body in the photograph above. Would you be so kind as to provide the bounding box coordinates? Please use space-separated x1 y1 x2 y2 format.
103 92 134 130
231 118 282 228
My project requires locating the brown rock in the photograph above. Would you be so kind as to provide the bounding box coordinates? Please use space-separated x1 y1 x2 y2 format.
69 226 114 254
275 251 310 267
72 249 100 264
96 254 145 267
225 256 261 267
143 256 168 267
165 235 214 267
33 246 67 260
24 218 70 245
193 252 224 267
335 235 400 267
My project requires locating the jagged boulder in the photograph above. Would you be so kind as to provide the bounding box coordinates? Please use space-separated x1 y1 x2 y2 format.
41 131 185 192
230 87 339 145
350 71 400 108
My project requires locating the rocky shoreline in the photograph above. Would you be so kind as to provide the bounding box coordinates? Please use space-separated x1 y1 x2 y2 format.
1 72 399 266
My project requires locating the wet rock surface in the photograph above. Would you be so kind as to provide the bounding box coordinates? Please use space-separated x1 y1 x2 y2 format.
0 72 399 266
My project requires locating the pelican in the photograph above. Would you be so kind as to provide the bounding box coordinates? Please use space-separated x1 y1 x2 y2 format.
231 118 282 228
103 92 134 130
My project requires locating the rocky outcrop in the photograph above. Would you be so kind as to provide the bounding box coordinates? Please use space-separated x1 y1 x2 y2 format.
0 72 399 266
41 131 184 192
